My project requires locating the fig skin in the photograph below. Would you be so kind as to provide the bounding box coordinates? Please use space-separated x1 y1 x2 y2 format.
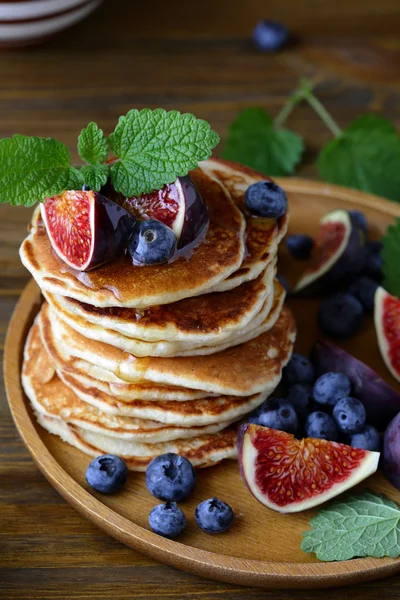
383 411 400 490
177 176 209 249
294 210 367 295
311 340 400 430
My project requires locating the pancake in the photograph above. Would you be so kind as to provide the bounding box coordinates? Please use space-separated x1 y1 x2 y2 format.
201 158 289 292
20 167 247 308
39 301 296 396
46 276 285 358
43 259 276 345
22 323 234 442
36 413 238 471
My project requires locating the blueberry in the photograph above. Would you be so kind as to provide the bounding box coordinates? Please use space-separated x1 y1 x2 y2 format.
85 454 128 494
282 353 315 387
252 20 289 52
145 453 196 502
318 293 364 338
195 497 234 534
349 425 381 452
277 274 290 294
313 372 351 406
348 276 378 312
245 181 287 219
249 397 298 433
285 383 313 418
362 242 383 281
349 210 368 233
129 220 177 266
286 234 314 260
149 502 186 539
333 397 366 434
305 411 339 441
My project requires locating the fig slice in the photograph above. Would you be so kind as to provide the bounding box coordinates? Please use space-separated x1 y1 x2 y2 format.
311 340 400 430
375 286 400 384
41 190 135 271
294 209 366 294
109 176 209 249
237 423 379 514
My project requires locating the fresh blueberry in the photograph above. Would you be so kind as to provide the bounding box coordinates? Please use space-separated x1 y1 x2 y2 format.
245 181 287 219
348 276 379 312
282 353 315 387
249 397 298 434
149 502 186 539
349 425 381 452
285 383 313 418
349 210 368 233
85 454 128 494
313 372 351 407
333 397 366 435
277 274 290 294
362 240 383 281
252 20 289 52
305 411 339 441
128 219 177 266
318 293 364 338
195 497 234 534
286 234 314 260
145 453 196 502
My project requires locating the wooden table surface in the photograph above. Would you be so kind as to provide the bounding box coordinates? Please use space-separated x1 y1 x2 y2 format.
2 1 400 598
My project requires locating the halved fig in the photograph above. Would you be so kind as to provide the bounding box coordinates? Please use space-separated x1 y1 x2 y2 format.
109 176 209 249
383 411 400 490
294 209 366 294
238 423 379 514
311 340 400 430
375 286 400 384
41 190 135 271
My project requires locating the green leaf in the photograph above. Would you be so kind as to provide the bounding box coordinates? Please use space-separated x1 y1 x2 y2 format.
0 135 83 207
80 164 109 192
221 107 304 177
78 122 108 165
381 218 400 297
301 491 400 562
108 108 220 197
318 114 400 202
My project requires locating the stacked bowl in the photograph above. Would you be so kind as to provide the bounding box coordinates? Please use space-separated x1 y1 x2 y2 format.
20 158 296 470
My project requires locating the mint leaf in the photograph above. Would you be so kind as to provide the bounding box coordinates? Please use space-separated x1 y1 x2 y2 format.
0 135 83 207
80 164 109 192
78 122 108 165
318 115 400 202
381 218 400 297
301 491 400 562
221 107 304 176
108 108 220 197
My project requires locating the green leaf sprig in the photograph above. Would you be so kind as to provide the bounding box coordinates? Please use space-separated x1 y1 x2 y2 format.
0 109 220 206
301 491 400 562
223 78 400 202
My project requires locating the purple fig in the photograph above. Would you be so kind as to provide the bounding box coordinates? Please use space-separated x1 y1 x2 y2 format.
383 411 400 490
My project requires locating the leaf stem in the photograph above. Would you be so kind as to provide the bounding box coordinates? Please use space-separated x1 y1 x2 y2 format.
303 91 343 138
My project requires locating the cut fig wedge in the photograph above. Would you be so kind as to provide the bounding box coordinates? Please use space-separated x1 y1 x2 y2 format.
294 209 366 294
375 286 400 384
312 340 400 430
238 423 379 514
111 176 209 249
41 190 135 271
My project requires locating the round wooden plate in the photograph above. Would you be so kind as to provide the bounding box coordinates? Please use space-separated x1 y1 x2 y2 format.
4 178 400 589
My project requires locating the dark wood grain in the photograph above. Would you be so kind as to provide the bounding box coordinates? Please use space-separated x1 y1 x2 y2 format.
1 0 400 598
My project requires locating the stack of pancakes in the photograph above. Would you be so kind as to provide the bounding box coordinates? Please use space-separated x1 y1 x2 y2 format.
20 158 296 470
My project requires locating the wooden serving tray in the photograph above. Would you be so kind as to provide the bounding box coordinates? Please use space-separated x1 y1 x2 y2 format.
4 178 400 589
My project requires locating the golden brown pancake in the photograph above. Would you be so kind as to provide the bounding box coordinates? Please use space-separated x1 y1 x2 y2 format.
39 300 296 396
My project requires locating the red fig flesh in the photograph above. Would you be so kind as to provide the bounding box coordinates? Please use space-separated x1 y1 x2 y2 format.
311 340 400 430
375 286 400 385
294 209 366 294
41 190 135 271
238 423 379 514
